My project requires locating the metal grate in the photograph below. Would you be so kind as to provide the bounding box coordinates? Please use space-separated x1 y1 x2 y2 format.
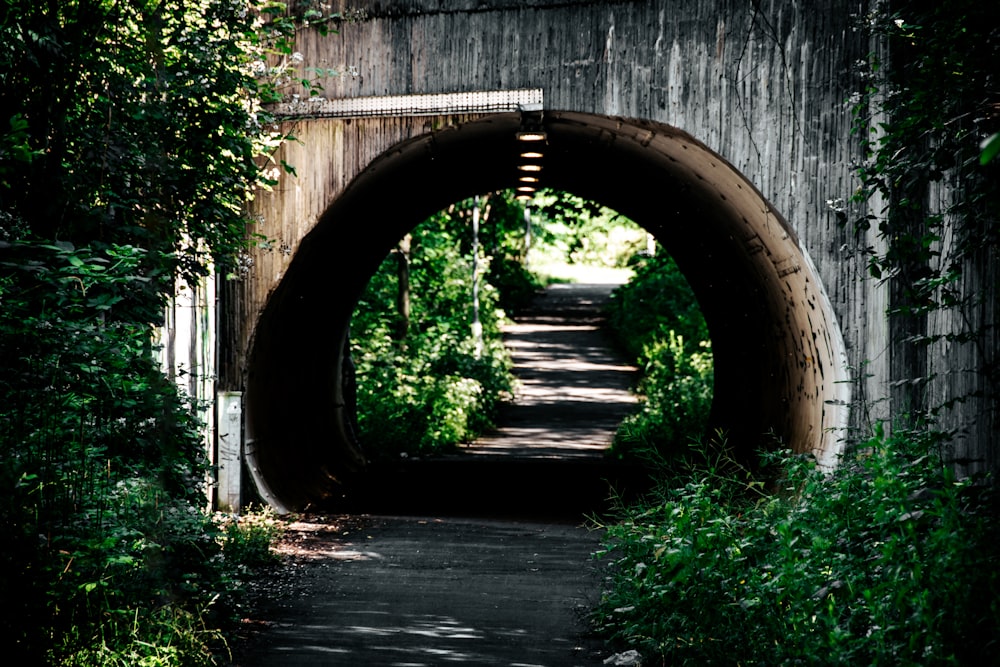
271 88 543 119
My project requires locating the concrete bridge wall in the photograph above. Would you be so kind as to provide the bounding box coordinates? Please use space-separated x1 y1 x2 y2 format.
206 0 993 509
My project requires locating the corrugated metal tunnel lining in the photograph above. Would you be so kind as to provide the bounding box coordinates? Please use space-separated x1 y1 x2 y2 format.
244 112 850 512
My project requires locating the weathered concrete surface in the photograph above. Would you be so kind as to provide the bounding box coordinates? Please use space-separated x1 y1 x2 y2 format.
239 111 852 510
221 0 996 511
226 0 868 511
229 515 608 667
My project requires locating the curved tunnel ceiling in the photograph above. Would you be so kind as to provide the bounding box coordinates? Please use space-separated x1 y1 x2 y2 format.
245 111 850 512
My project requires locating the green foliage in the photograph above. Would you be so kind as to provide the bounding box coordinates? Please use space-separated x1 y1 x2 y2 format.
56 605 227 667
0 1 309 663
474 190 546 314
0 242 229 664
0 0 284 280
604 250 713 459
615 333 713 460
852 2 999 278
605 250 709 360
254 1 366 107
487 254 544 316
218 506 283 571
530 190 647 270
351 196 516 457
593 430 1000 665
351 189 651 457
850 1 1000 418
593 7 1000 665
982 133 1000 166
0 244 285 663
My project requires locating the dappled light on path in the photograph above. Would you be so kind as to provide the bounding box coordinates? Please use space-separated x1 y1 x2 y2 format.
232 281 639 666
463 282 638 460
234 517 606 666
344 278 649 518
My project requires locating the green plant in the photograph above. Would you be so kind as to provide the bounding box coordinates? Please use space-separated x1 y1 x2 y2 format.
219 506 283 570
0 1 335 662
613 333 713 460
530 190 647 269
592 429 1000 665
55 605 227 667
351 196 515 457
849 1 1000 426
605 250 708 360
603 249 714 460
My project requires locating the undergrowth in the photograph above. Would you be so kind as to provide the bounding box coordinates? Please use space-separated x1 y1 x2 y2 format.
351 195 517 458
604 249 713 460
592 429 1000 665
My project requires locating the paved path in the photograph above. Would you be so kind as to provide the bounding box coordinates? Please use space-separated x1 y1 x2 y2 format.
344 281 646 517
230 281 643 666
230 515 608 666
466 282 638 459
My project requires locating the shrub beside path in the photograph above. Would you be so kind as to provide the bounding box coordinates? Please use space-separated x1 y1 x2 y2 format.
230 279 643 666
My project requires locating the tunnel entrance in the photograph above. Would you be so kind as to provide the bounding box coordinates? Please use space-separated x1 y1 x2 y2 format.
244 111 849 512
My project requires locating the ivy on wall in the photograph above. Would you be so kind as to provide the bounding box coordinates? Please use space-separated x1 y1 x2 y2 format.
850 0 1000 442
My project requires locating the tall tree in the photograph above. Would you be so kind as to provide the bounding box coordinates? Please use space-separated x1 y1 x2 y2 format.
0 1 305 662
0 0 274 283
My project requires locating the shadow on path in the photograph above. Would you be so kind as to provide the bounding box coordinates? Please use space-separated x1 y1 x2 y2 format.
230 515 610 666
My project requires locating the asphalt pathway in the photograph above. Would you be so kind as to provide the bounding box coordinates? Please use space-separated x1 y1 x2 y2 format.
231 515 608 666
230 280 643 666
467 281 638 459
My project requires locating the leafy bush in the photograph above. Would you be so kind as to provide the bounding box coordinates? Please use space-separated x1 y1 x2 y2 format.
614 333 713 459
605 250 708 360
0 242 235 665
592 429 1000 665
604 250 714 459
219 506 284 571
530 190 648 269
0 0 322 659
487 254 544 315
351 198 515 458
56 605 226 667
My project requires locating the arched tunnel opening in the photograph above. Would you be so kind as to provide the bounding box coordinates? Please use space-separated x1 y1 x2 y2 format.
244 111 850 512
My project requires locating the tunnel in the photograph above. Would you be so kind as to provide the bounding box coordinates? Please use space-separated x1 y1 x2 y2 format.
243 111 850 512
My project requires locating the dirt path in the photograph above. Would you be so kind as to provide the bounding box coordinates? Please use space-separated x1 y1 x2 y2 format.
229 281 642 666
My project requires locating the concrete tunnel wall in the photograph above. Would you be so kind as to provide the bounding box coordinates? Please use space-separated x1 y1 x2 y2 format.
244 111 850 511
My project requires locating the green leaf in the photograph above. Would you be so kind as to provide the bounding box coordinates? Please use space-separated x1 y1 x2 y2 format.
980 133 1000 166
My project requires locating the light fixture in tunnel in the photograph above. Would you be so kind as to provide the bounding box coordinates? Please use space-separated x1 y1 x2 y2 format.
516 131 547 142
515 110 545 194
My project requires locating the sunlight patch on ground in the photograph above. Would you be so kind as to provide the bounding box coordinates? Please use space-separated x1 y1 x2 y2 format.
530 261 633 285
